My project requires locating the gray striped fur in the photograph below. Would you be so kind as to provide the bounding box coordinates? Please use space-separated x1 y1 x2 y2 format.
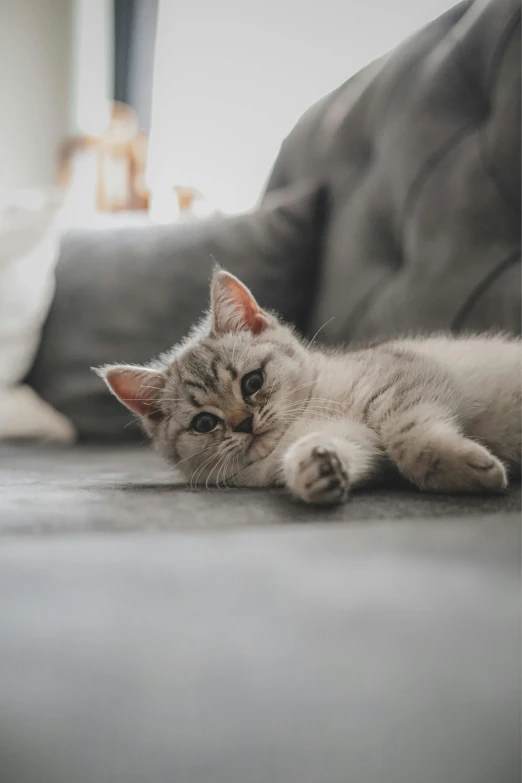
98 271 521 505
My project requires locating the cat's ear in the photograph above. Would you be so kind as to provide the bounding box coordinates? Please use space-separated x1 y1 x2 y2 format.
210 270 272 335
94 365 165 421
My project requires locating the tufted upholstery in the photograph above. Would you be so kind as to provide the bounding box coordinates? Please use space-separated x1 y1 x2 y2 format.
28 0 520 439
264 0 521 342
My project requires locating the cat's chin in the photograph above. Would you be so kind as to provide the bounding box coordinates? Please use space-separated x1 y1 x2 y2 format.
243 429 280 464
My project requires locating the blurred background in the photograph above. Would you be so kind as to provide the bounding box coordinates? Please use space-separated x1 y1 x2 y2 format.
0 0 457 223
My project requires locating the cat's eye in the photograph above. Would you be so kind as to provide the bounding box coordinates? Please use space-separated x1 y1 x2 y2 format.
241 369 263 397
190 412 220 433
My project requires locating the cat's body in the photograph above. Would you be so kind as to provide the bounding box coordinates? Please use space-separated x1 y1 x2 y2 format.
98 271 521 505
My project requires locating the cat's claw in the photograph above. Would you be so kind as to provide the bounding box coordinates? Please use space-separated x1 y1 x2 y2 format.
284 436 350 505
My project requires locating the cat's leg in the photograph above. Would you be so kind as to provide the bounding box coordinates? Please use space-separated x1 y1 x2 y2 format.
376 403 507 493
282 419 382 505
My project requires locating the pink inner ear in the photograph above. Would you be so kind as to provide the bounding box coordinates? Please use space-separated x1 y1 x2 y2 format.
223 275 269 334
106 369 164 420
249 310 268 336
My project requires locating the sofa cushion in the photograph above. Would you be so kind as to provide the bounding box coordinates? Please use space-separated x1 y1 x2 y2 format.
27 183 324 440
27 0 520 441
266 0 521 342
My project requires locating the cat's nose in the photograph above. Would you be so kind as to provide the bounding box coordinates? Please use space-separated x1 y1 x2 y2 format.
233 414 254 434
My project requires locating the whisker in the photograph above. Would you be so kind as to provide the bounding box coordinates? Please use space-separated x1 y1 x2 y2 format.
275 380 317 405
225 448 238 488
219 450 235 489
231 451 242 488
190 449 219 489
228 452 245 486
308 317 335 347
277 415 340 426
277 405 345 417
123 416 140 430
206 450 228 490
276 404 345 418
192 456 214 490
276 402 346 416
170 443 214 472
278 396 347 410
277 413 340 422
215 448 232 488
268 364 285 396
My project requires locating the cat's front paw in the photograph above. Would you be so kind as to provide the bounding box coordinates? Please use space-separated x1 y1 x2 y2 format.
284 434 349 505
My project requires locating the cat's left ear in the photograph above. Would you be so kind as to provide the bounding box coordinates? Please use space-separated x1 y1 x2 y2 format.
210 270 273 335
94 364 166 423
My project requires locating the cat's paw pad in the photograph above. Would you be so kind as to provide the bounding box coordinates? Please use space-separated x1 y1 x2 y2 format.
284 436 349 505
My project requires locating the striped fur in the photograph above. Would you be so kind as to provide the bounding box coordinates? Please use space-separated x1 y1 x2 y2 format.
97 271 521 505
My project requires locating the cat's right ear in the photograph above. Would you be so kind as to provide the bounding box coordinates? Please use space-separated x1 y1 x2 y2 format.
210 269 273 335
94 365 166 422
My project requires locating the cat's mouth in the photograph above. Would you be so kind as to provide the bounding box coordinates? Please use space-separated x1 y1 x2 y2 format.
242 427 279 462
246 429 271 452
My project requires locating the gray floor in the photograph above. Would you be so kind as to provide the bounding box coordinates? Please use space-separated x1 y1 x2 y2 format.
1 443 520 783
0 443 520 535
1 514 520 783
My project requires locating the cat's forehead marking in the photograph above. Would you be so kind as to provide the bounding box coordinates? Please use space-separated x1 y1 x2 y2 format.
170 333 281 411
180 344 225 393
182 378 207 392
260 351 275 369
210 354 220 383
171 345 236 410
189 394 202 409
226 364 238 380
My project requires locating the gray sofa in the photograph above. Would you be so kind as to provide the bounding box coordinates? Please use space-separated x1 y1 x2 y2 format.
1 2 520 782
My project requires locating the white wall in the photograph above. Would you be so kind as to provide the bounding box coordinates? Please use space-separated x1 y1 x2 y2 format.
69 0 112 135
0 0 72 190
148 0 457 213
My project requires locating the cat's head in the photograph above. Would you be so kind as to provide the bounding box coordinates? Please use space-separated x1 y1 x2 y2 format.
96 270 314 484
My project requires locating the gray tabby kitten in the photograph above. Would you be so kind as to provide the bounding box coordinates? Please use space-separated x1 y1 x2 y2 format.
97 270 521 505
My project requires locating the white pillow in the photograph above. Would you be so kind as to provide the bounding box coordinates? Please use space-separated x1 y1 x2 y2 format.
0 189 75 441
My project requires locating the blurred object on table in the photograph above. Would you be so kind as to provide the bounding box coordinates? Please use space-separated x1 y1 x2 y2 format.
58 101 149 213
148 184 222 225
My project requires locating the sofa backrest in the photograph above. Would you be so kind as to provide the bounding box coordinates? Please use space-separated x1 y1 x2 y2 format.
27 0 520 441
265 0 521 343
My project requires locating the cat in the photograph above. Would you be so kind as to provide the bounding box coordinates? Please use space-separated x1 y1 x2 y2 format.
96 269 521 505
